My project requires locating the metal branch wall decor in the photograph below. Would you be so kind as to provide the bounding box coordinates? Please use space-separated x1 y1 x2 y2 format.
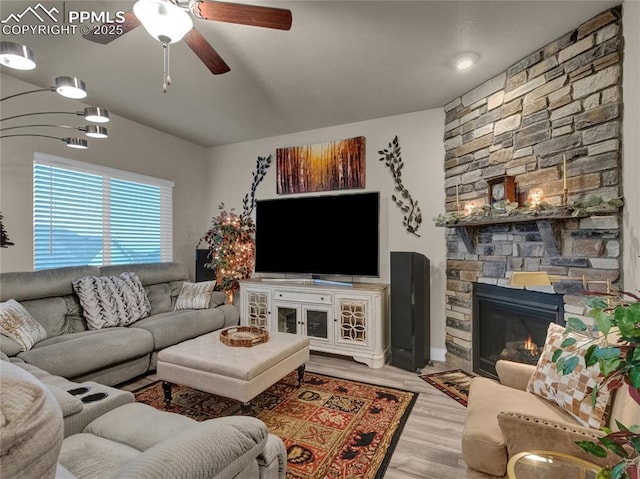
241 154 272 218
378 136 422 237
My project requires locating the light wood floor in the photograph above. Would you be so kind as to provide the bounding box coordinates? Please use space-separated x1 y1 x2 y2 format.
120 353 469 478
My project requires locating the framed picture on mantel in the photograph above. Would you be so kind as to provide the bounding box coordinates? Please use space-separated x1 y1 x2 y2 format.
487 175 516 208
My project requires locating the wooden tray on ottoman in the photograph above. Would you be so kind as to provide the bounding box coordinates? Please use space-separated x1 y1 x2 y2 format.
220 326 269 347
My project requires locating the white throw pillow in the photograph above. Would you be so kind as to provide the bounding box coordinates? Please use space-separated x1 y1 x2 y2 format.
73 273 151 330
175 281 216 311
0 299 47 351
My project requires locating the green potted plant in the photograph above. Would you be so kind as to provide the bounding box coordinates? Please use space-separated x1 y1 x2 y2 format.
555 290 640 479
203 203 255 302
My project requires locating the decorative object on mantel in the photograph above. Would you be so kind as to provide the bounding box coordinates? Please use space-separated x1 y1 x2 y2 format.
276 136 365 194
0 212 14 248
202 155 271 299
486 175 516 210
378 135 422 237
433 195 624 227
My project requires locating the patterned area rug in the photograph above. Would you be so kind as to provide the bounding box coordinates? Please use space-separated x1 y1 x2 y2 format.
419 369 474 407
134 371 417 479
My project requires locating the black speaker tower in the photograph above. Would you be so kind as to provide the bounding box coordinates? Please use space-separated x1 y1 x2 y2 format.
390 251 430 372
195 249 216 283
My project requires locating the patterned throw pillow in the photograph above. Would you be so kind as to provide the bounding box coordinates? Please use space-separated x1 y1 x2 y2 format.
175 281 216 311
0 299 47 351
73 273 151 330
527 322 612 429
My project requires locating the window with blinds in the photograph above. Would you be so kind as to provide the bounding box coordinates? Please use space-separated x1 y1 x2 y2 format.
33 153 174 271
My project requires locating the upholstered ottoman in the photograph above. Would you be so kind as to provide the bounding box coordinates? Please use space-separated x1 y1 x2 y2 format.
157 330 310 408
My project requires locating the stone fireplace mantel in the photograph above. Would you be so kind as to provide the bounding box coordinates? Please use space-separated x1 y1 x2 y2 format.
441 6 623 371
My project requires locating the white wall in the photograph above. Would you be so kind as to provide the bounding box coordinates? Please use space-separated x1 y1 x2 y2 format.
0 74 208 278
623 1 639 293
204 109 448 360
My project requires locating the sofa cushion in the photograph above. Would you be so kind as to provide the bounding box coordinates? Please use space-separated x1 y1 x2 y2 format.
527 323 612 429
85 403 196 451
59 433 140 478
175 281 215 310
0 299 48 351
462 376 581 477
144 283 172 315
17 328 154 379
21 295 87 339
130 309 226 350
73 273 151 329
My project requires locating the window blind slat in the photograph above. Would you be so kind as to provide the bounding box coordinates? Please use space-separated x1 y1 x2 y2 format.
33 156 173 270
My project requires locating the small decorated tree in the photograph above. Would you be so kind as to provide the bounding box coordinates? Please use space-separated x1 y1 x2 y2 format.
204 204 255 298
0 211 15 248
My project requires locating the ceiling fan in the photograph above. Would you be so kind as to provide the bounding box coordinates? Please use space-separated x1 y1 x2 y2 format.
84 0 292 92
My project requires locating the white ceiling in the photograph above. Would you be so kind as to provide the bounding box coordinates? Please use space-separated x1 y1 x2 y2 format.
1 0 623 147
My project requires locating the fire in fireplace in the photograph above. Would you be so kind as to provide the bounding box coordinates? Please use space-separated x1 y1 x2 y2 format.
472 283 564 379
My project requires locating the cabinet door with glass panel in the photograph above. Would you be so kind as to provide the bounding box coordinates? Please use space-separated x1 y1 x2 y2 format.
272 300 332 345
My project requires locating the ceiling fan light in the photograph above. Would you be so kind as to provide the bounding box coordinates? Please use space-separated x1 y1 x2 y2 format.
84 125 108 138
64 137 88 149
0 41 36 71
83 107 110 123
55 76 87 99
134 0 193 44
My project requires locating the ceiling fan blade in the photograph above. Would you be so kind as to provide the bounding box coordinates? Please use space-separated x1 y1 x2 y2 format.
192 1 292 30
184 28 231 75
83 11 141 44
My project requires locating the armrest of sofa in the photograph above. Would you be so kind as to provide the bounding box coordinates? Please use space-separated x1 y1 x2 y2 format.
497 411 612 468
495 360 536 391
112 416 274 479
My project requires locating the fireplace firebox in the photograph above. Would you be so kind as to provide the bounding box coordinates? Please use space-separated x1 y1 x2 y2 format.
473 283 564 379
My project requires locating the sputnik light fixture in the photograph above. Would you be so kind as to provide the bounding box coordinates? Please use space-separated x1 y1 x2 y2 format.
0 44 111 149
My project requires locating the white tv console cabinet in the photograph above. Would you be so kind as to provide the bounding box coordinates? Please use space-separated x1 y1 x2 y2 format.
239 279 389 368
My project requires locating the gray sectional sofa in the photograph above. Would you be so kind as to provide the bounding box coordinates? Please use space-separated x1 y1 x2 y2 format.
1 360 287 479
0 261 239 386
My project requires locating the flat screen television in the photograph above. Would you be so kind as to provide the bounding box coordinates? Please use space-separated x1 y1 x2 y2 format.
255 192 379 277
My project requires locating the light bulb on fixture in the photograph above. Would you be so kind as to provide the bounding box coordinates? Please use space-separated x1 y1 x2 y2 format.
65 137 88 149
133 0 193 44
0 41 36 71
83 107 110 123
133 0 194 92
55 76 87 99
84 125 108 139
453 53 479 71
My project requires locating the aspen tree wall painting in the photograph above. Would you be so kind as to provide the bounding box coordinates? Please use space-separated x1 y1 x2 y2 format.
276 136 366 194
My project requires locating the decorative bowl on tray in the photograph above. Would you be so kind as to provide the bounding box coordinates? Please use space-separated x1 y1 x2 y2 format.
220 326 269 347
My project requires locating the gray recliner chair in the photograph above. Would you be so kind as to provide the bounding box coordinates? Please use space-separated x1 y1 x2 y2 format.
0 361 287 479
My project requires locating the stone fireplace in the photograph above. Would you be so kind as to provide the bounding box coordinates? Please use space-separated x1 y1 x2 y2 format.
441 7 624 372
